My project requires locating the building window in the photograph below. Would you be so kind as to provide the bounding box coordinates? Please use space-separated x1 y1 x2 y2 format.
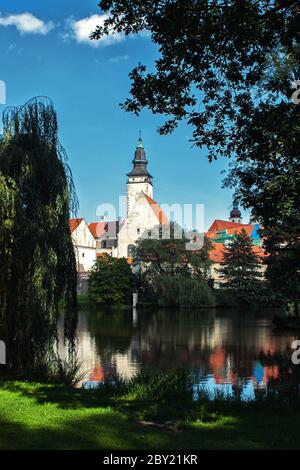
82 253 85 257
137 228 140 235
148 230 151 238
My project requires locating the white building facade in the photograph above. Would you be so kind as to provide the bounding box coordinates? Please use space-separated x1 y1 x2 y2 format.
69 218 97 272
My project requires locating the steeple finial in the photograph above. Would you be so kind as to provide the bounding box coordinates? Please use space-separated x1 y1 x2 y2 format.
137 130 143 148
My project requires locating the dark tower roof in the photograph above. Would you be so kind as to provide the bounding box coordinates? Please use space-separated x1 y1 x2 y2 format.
127 134 153 179
230 198 242 219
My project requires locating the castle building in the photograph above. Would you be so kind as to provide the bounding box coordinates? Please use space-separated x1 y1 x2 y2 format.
69 137 266 288
206 202 266 286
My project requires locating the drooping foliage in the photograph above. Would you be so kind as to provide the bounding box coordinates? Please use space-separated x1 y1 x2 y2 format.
0 97 78 370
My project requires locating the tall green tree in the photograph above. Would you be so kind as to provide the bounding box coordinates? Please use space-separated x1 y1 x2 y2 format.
91 0 299 306
91 1 299 158
134 224 212 281
134 225 215 306
0 97 78 370
219 229 263 295
88 254 134 304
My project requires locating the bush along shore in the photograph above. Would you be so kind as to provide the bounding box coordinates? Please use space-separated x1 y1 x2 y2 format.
1 370 300 450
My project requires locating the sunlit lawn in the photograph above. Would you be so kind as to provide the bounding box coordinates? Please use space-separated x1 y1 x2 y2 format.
0 381 300 450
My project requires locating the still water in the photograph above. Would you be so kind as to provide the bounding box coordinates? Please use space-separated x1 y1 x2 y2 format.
64 308 300 399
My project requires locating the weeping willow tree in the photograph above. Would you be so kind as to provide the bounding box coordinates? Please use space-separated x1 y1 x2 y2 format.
0 97 78 372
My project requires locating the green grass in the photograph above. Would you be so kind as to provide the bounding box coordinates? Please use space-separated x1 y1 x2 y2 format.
1 379 300 450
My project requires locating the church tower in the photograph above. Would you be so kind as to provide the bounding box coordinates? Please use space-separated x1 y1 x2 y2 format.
126 134 153 216
229 198 242 224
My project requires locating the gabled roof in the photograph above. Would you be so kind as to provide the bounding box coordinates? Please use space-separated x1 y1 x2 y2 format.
208 219 247 233
69 218 83 233
144 194 169 225
88 222 107 238
89 220 124 239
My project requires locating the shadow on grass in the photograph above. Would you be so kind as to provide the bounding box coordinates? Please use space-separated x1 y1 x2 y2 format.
2 380 300 450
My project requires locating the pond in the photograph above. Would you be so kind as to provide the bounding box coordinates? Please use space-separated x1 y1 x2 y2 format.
60 307 300 399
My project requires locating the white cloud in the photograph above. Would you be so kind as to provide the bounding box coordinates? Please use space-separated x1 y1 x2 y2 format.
67 14 124 47
109 54 129 63
0 12 54 35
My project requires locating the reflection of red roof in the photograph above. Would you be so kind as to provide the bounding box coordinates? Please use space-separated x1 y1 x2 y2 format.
144 194 169 225
69 218 83 233
88 222 107 238
90 365 105 382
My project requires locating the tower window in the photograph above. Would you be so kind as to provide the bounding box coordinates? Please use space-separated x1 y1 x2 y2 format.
137 228 140 235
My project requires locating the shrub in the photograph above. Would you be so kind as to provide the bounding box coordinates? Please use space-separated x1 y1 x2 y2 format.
151 274 216 307
88 254 134 305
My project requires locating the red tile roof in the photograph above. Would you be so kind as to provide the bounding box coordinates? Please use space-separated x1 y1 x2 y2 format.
69 218 83 233
207 219 252 233
88 222 107 238
209 242 225 263
226 224 254 237
209 241 266 263
144 194 169 225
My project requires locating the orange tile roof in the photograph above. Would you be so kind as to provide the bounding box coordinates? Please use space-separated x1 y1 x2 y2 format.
88 222 107 238
226 224 254 237
144 194 169 225
209 241 266 263
208 219 252 233
209 242 225 263
69 218 83 233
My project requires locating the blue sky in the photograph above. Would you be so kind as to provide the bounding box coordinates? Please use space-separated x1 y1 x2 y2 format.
0 0 240 230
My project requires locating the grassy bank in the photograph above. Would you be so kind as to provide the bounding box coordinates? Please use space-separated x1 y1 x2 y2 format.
1 376 300 450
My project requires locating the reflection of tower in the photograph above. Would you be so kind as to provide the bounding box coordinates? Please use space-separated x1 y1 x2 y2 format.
126 133 153 216
229 198 242 224
132 307 138 326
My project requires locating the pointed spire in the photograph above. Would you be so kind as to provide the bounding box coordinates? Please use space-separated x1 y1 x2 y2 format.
127 133 153 179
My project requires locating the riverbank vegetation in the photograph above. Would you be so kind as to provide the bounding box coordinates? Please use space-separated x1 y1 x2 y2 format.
1 371 300 450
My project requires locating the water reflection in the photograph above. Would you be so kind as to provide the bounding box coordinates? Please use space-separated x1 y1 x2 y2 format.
66 308 300 398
